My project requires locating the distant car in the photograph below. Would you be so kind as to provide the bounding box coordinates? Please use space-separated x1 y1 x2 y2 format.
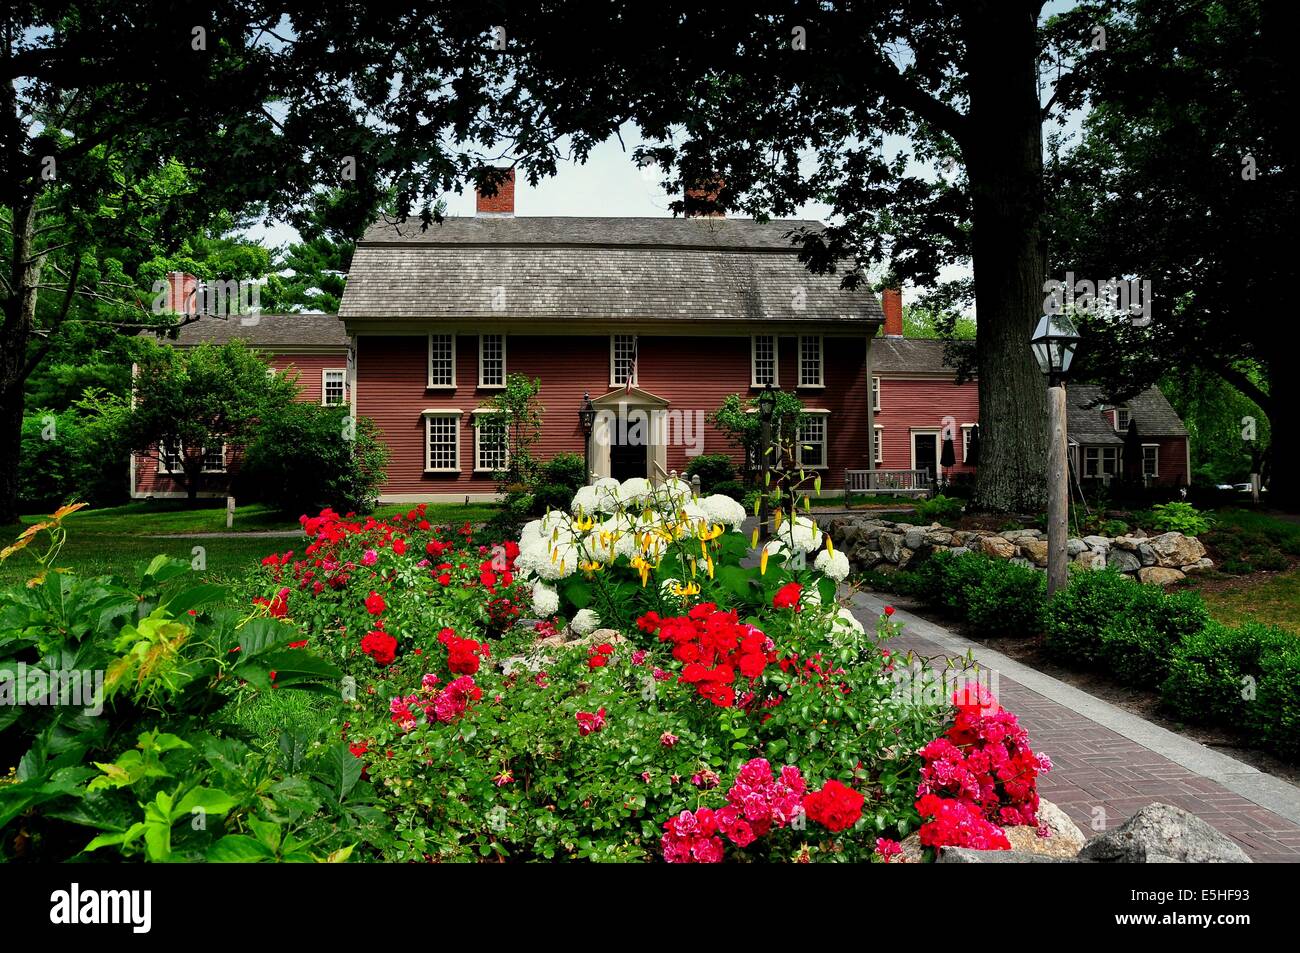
1233 482 1267 493
1215 483 1235 491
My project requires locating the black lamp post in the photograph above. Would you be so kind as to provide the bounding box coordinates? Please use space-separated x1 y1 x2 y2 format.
578 392 596 485
756 384 777 541
1030 314 1081 595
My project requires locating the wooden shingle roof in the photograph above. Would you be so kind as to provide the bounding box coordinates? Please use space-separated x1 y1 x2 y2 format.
167 313 349 350
338 216 883 327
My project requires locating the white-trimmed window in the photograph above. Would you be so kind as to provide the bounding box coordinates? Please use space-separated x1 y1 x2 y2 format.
751 335 778 387
961 424 975 463
871 376 881 412
873 424 884 465
1114 406 1131 432
428 333 457 388
796 413 828 468
473 410 509 473
423 410 462 472
479 334 506 388
798 335 823 387
611 334 637 386
159 439 184 474
322 368 346 406
1141 444 1159 479
202 443 227 473
1084 446 1120 478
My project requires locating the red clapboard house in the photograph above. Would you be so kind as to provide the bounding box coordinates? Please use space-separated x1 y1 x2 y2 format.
133 174 887 500
130 274 352 498
869 291 1191 490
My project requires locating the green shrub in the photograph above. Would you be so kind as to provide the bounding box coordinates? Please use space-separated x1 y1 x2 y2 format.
18 392 130 510
914 494 963 525
238 404 389 514
711 479 747 501
1148 501 1213 537
1047 569 1208 683
539 452 588 492
531 482 573 513
684 453 738 491
904 550 1045 638
1163 621 1293 726
1253 644 1300 760
1099 518 1130 537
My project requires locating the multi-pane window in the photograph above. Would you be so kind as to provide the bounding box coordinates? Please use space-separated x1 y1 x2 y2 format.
962 425 974 463
1142 444 1159 479
873 425 884 464
424 412 461 472
202 443 227 473
159 439 184 474
428 334 456 388
323 369 346 406
752 335 778 387
1115 407 1131 432
798 335 823 387
474 412 509 472
1084 446 1119 478
611 334 637 385
796 414 828 468
871 376 881 412
479 334 506 388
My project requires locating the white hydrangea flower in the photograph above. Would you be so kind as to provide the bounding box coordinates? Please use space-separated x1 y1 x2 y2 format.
528 539 578 580
570 608 601 636
531 581 560 616
814 547 851 582
762 538 787 558
571 484 600 515
831 607 866 644
519 519 546 548
618 476 652 504
699 494 747 530
774 515 823 553
661 478 693 505
680 500 708 524
584 530 619 563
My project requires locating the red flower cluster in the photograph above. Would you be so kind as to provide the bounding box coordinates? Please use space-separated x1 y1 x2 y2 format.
913 686 1052 850
587 642 615 670
252 586 291 619
437 628 489 675
660 758 806 862
802 779 865 833
637 604 775 708
389 674 483 729
361 629 398 666
660 808 725 864
772 582 803 611
576 707 606 736
364 591 386 615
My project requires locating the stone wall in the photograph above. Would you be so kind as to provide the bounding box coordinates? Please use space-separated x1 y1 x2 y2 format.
822 516 1212 585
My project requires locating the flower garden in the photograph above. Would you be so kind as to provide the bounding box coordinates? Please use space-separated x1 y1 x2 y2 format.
2 481 1054 863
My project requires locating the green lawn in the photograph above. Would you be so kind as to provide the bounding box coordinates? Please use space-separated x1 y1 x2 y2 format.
14 499 300 536
1198 568 1300 636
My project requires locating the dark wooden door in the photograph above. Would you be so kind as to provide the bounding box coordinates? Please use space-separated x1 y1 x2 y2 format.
914 433 938 484
610 434 647 481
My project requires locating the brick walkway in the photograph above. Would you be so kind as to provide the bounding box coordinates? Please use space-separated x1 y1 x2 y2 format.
849 590 1300 862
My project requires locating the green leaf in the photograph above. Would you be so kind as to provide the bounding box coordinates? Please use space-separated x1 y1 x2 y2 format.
165 584 230 617
207 835 275 863
247 816 282 852
174 787 240 819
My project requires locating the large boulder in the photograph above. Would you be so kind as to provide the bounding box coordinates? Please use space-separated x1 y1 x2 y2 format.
924 529 954 547
938 848 1076 863
903 527 927 550
1112 535 1144 552
1138 566 1186 586
1019 539 1050 567
1074 550 1106 571
879 532 905 562
979 535 1017 560
1106 548 1141 573
1183 557 1215 573
1082 535 1111 552
1137 543 1157 566
1149 532 1207 569
1078 803 1251 863
1066 538 1089 557
1004 800 1087 858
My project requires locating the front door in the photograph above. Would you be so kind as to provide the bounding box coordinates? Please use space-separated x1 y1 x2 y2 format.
610 428 648 480
913 433 938 485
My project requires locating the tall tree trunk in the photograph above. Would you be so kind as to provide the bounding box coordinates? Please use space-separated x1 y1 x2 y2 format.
963 2 1050 513
0 196 45 525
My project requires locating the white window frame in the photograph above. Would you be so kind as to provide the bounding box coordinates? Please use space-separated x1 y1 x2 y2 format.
798 335 824 388
472 409 509 473
961 424 976 463
1084 446 1120 478
478 333 506 389
796 411 829 469
873 424 884 465
201 442 228 474
322 368 347 407
158 438 184 474
909 428 942 473
610 334 637 386
1141 443 1160 479
751 334 779 387
1114 406 1131 432
871 376 881 412
422 409 463 473
427 333 457 389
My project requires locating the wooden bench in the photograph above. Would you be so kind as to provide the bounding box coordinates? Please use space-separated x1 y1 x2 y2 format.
845 469 932 498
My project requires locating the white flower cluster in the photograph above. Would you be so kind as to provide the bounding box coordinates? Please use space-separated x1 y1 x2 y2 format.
698 493 747 530
814 548 850 582
571 608 601 636
771 514 823 554
531 581 560 616
830 607 865 644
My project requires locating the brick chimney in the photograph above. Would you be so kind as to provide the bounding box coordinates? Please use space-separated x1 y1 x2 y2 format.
684 177 725 218
476 168 515 216
164 271 199 315
881 287 903 337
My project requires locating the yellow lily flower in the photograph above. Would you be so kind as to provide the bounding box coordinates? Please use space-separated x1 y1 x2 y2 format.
671 581 701 598
827 536 835 557
760 548 769 576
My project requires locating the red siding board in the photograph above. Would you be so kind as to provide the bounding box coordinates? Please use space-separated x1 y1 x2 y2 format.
874 377 980 474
